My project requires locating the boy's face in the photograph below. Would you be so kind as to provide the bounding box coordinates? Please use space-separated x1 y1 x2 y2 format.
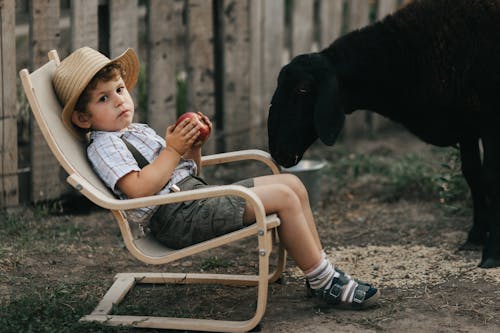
73 76 135 132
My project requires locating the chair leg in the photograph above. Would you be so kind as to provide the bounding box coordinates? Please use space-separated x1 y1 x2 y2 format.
81 269 274 332
268 228 287 284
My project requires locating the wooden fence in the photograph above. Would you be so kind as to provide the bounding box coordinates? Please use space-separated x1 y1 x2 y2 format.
0 0 410 208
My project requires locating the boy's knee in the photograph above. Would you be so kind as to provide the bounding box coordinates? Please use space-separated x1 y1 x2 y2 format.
275 183 301 205
282 174 309 201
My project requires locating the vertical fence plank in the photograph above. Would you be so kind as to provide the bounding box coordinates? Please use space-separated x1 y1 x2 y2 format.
71 0 98 50
0 0 18 207
146 0 183 135
318 0 343 49
347 0 371 31
290 0 314 56
109 0 138 58
261 0 284 149
29 0 65 202
223 0 252 151
378 0 398 19
186 0 215 154
248 0 265 148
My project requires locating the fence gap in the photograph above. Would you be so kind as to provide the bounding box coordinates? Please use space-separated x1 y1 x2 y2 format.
290 0 314 56
213 0 225 152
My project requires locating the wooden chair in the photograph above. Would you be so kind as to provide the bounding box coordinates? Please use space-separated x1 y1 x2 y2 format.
19 50 286 333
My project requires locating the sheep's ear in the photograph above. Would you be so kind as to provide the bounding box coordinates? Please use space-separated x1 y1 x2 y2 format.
313 76 345 146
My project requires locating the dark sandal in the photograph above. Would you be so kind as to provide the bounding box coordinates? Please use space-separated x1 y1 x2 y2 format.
306 271 380 309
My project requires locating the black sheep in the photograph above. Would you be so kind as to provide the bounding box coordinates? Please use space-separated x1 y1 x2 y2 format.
267 0 500 268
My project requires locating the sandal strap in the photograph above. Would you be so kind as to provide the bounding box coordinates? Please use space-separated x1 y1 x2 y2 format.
312 270 351 305
309 270 376 308
352 284 371 309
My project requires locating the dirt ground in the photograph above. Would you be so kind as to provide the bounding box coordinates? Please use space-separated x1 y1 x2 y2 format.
2 128 499 333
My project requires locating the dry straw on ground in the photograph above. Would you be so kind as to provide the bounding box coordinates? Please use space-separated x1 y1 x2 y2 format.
290 245 500 288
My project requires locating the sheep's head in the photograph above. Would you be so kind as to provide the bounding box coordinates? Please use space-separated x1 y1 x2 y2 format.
268 53 345 167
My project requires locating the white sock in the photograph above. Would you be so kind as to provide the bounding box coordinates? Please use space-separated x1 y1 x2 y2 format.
305 257 335 289
306 257 359 303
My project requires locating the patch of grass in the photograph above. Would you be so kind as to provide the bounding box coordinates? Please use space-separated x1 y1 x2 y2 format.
435 148 471 215
0 282 126 333
384 154 437 201
0 210 32 238
33 199 66 218
0 208 88 250
327 153 388 184
326 148 470 213
200 256 233 271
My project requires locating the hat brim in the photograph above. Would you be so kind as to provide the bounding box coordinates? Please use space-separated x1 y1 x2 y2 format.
60 48 139 140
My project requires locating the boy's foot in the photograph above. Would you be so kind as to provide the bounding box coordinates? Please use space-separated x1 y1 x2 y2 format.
307 269 380 309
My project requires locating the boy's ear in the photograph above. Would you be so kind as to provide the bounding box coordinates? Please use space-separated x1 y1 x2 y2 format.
71 111 92 129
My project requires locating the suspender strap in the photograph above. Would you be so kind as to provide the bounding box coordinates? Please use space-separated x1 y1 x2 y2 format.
120 136 150 169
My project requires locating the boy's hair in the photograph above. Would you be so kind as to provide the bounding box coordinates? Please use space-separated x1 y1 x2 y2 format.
74 63 125 115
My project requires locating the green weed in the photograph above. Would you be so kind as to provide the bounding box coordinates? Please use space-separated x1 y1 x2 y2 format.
0 210 32 238
176 71 187 117
326 148 470 213
435 148 471 215
384 154 437 201
200 256 233 271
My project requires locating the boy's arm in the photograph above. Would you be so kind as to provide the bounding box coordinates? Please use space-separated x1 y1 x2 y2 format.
183 146 202 175
117 147 181 198
117 119 200 198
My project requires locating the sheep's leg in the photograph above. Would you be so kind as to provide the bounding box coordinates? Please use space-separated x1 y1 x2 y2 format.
478 133 500 268
458 139 488 250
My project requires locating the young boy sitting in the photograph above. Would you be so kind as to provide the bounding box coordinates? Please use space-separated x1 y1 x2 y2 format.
52 46 380 309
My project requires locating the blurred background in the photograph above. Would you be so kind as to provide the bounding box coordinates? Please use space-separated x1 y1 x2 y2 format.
2 0 411 207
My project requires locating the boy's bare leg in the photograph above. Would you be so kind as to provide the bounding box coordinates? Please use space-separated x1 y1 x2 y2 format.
243 175 381 309
253 174 323 252
242 181 322 271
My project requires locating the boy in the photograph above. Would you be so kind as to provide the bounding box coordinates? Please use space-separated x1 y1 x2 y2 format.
52 47 380 309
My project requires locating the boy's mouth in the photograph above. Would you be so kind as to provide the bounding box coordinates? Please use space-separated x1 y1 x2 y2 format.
118 110 130 118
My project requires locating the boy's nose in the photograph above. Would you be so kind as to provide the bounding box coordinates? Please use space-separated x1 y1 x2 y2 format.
114 93 125 106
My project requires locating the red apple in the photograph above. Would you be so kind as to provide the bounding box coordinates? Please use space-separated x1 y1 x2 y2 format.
175 112 211 145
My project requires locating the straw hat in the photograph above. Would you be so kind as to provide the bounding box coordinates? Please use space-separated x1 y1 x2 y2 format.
52 47 139 139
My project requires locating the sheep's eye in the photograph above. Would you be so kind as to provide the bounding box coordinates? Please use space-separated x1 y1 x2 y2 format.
295 81 311 95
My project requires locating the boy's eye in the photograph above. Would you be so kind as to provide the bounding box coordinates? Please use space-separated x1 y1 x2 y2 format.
98 95 108 103
117 86 125 94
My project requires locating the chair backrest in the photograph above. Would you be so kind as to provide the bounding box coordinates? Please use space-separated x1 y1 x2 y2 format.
20 54 116 200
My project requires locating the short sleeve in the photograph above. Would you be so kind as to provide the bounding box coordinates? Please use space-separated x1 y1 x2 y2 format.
87 134 141 194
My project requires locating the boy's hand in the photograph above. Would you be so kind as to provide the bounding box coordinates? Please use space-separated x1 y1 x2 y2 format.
192 112 213 147
166 118 201 155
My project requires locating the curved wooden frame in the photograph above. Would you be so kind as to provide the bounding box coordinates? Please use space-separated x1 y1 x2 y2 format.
20 50 286 333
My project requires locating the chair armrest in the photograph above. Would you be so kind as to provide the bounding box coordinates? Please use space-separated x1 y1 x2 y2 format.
67 173 269 230
201 149 280 175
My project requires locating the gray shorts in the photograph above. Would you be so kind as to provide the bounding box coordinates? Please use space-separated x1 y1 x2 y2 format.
149 176 254 249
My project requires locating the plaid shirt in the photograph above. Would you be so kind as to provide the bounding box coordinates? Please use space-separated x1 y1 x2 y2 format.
87 123 197 224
